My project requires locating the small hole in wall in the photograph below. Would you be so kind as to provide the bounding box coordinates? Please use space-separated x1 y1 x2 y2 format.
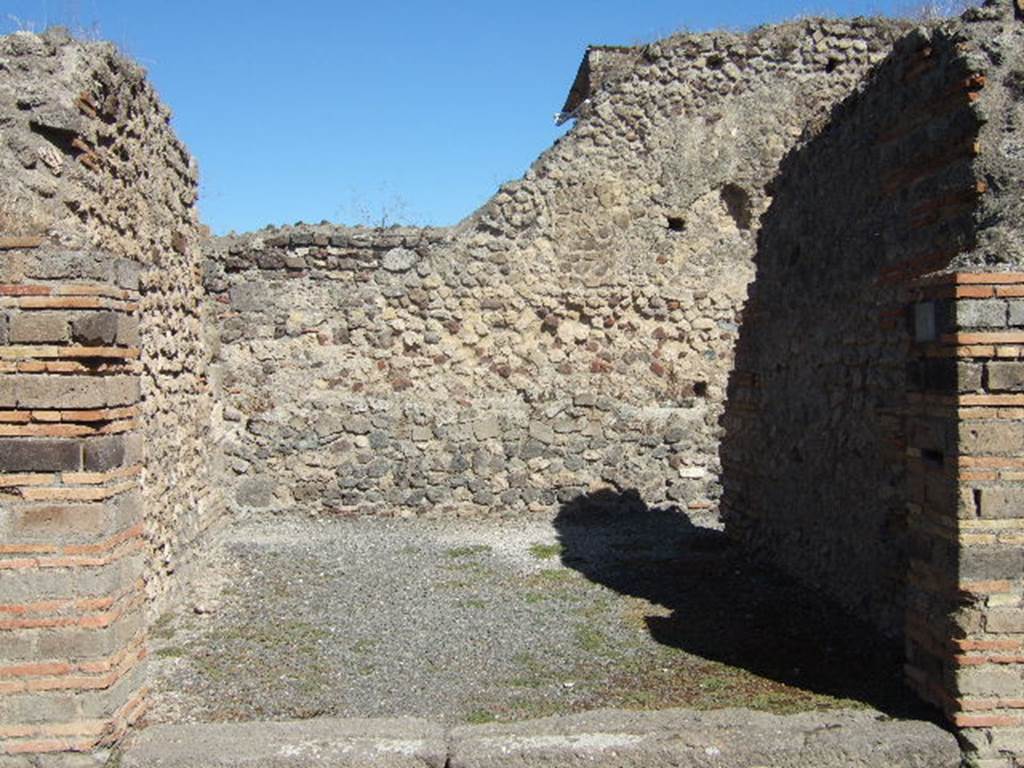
693 381 708 397
666 216 686 232
824 58 840 74
29 121 83 158
720 184 753 231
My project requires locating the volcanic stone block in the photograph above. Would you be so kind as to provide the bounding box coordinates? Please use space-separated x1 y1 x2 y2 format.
956 300 1007 329
0 439 80 472
978 488 1024 519
71 311 119 346
82 435 126 471
8 311 68 343
987 361 1024 392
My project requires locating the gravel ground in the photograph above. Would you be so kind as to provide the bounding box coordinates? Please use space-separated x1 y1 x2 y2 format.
147 497 928 727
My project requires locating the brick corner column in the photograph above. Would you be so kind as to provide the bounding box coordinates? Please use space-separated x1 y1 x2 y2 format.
0 242 147 764
905 271 1024 768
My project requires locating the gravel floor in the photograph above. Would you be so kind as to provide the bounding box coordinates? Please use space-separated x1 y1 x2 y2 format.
147 497 927 727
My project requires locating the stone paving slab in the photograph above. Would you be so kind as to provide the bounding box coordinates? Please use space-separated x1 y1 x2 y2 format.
448 708 961 768
121 717 447 768
121 709 960 768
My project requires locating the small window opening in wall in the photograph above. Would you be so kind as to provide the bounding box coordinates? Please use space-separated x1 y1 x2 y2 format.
693 380 708 397
914 302 937 343
666 216 686 232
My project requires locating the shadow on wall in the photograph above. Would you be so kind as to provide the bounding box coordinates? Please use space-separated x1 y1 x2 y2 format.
553 489 932 718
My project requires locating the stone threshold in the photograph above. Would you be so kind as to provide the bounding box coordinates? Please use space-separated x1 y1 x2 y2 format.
121 707 961 767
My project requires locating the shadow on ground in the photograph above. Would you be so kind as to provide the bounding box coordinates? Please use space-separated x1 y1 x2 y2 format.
553 488 933 719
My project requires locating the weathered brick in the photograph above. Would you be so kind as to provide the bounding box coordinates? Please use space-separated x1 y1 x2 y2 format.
114 260 140 292
959 362 984 392
978 488 1024 519
0 691 77 725
7 313 69 345
0 440 80 472
33 612 143 665
960 545 1024 581
76 664 145 720
0 237 44 251
987 361 1024 392
957 299 1008 329
0 633 36 664
115 315 139 347
122 433 143 466
0 375 140 409
986 607 1024 633
960 420 1024 455
957 664 1024 697
82 436 125 472
1009 299 1024 326
70 313 118 347
0 569 74 604
5 504 111 543
990 727 1024 755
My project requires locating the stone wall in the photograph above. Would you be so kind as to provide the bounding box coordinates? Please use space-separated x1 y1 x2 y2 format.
206 16 911 519
721 18 985 631
0 30 220 765
720 4 1024 765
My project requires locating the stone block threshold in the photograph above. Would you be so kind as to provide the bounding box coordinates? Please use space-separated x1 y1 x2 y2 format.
121 708 960 767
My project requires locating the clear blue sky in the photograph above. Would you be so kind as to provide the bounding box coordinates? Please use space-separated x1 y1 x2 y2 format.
6 0 928 234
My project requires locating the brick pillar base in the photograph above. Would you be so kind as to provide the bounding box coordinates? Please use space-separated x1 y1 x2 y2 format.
0 241 146 764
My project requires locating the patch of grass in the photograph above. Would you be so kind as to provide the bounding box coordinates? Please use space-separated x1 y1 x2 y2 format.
445 545 492 558
465 709 497 724
523 592 546 604
150 612 176 640
574 625 609 653
527 569 574 586
462 598 487 609
699 675 729 691
506 651 552 689
574 596 612 621
621 597 671 632
436 578 471 590
154 646 188 659
445 560 493 576
528 542 563 560
217 619 328 653
505 698 565 721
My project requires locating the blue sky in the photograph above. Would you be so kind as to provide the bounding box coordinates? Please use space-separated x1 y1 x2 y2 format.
5 0 931 234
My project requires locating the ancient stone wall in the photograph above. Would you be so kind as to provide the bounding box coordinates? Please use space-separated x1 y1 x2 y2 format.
722 19 985 631
720 4 1024 764
206 17 910 519
0 30 220 764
